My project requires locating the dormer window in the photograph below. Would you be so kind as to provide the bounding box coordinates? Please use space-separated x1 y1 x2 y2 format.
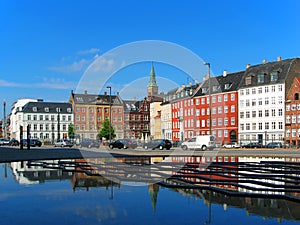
245 76 252 85
45 107 49 112
33 107 37 112
270 71 279 81
56 107 61 113
212 85 219 91
257 73 265 83
67 107 72 113
224 83 232 90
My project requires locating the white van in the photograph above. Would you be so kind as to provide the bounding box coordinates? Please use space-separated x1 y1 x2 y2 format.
181 135 216 151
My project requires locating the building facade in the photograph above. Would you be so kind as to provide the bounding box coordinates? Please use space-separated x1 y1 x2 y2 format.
13 100 73 142
285 78 300 147
238 58 300 146
69 91 124 141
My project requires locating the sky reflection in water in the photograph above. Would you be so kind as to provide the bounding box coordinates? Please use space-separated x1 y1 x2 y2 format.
0 158 299 225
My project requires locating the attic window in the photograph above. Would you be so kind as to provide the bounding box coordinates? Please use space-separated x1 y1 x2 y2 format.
212 85 219 91
45 107 49 112
257 73 265 83
33 107 37 112
270 71 279 81
224 83 232 90
67 108 72 113
245 76 252 85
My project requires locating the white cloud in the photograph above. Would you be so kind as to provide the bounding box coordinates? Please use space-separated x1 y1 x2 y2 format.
48 59 89 73
90 56 115 73
0 79 23 87
77 48 100 55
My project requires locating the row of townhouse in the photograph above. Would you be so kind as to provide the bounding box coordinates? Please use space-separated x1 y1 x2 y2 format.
7 57 300 147
154 57 300 146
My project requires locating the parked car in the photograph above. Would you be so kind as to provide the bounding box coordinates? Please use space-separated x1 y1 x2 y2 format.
9 138 19 146
79 139 101 148
265 142 283 148
223 142 240 148
181 135 216 151
22 139 42 147
54 139 73 148
143 139 172 150
241 142 262 148
0 138 10 145
109 139 138 149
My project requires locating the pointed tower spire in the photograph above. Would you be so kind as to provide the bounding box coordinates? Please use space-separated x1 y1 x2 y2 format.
147 62 158 97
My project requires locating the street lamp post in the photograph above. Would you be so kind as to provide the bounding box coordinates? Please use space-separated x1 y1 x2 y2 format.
204 62 212 135
107 86 112 143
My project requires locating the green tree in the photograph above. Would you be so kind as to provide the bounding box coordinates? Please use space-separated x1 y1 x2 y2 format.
98 119 115 141
68 123 75 139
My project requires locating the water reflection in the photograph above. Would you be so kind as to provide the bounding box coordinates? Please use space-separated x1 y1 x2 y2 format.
5 155 300 224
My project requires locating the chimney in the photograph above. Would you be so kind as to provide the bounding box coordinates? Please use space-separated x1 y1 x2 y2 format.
277 56 282 62
262 59 267 64
246 64 251 69
104 91 107 96
84 90 88 94
223 70 227 77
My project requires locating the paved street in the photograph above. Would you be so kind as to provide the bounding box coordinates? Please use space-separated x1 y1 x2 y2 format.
1 145 300 163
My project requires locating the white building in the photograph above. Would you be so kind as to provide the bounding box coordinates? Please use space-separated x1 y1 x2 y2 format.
12 100 74 142
10 99 38 139
238 58 299 145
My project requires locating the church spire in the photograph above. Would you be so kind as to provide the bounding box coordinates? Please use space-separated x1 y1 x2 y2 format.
147 62 158 96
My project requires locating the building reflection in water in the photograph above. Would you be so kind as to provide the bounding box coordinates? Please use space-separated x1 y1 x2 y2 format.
7 155 300 222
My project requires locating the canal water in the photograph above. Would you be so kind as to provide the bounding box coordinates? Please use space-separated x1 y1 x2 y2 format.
0 155 300 225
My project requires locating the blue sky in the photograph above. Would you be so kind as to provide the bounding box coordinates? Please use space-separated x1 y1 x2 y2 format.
1 0 300 118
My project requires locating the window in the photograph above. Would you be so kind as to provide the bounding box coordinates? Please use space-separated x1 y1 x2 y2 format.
271 86 276 92
246 123 250 130
258 73 265 83
265 122 269 130
252 88 256 94
252 99 256 106
27 115 31 120
278 85 283 91
45 107 49 112
252 123 256 130
286 116 290 124
259 123 262 130
246 111 250 118
218 106 222 114
33 107 37 112
286 105 290 111
265 86 269 93
279 122 283 129
258 110 262 117
224 118 228 126
224 94 228 101
245 76 252 85
240 112 244 118
246 100 250 107
252 111 256 118
271 97 276 105
81 107 85 113
265 110 269 117
278 96 283 104
272 122 276 129
224 106 228 113
258 87 262 94
231 105 235 112
212 96 216 103
39 115 43 120
231 117 235 125
218 118 222 126
258 98 262 105
271 109 276 116
246 89 250 95
270 71 278 81
231 94 235 101
201 98 205 104
265 98 269 105
218 95 222 102
240 90 244 95
76 115 80 121
212 107 216 114
67 108 72 113
45 115 49 120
